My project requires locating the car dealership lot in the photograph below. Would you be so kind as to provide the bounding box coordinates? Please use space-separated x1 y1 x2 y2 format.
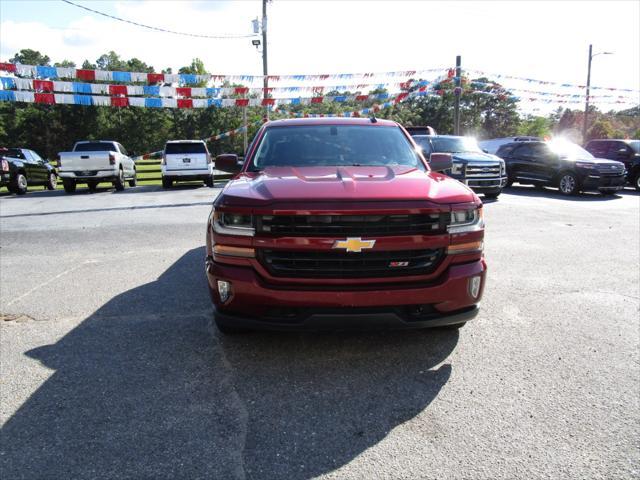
1 185 638 479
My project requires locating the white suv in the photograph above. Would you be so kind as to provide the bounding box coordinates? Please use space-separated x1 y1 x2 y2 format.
161 140 214 188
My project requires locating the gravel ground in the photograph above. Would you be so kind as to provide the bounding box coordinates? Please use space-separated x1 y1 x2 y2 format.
1 183 638 479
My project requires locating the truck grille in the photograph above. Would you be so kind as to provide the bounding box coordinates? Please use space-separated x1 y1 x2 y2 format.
257 214 447 237
259 248 443 278
465 163 501 177
597 165 625 176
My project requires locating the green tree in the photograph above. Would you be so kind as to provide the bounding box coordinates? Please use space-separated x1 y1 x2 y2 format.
178 58 207 75
10 49 50 65
586 118 615 141
518 116 551 138
54 60 76 68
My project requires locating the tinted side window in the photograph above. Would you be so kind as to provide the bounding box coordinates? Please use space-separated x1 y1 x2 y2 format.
30 150 43 162
513 144 534 157
117 144 128 156
587 141 608 156
23 150 36 162
530 144 553 158
496 144 516 157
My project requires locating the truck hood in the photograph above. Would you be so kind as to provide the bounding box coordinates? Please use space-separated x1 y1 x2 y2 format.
218 166 476 207
451 152 502 163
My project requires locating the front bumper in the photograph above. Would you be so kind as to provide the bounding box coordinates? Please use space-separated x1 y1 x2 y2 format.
581 174 626 191
206 257 486 331
0 172 10 186
460 176 507 193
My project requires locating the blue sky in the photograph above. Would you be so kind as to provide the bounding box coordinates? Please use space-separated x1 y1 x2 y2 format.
1 0 638 112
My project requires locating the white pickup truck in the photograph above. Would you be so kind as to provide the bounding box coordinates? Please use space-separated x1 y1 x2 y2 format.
58 141 137 193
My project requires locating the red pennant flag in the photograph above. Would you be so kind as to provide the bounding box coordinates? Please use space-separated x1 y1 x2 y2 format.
34 93 55 104
111 97 129 107
0 62 16 73
177 99 193 109
234 87 249 95
311 97 323 104
76 69 96 81
235 99 249 107
109 85 128 96
33 80 54 93
356 95 368 102
176 87 192 97
261 98 275 106
147 73 164 84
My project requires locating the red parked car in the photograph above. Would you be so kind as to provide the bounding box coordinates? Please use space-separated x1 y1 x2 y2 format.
205 117 486 333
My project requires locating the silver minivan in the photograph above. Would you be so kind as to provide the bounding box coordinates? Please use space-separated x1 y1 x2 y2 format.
161 140 214 188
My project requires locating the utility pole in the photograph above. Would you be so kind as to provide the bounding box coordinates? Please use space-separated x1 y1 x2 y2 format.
453 55 461 135
582 44 613 142
582 44 593 143
262 0 269 119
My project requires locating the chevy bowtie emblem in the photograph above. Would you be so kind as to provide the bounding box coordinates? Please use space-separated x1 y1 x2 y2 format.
333 237 376 253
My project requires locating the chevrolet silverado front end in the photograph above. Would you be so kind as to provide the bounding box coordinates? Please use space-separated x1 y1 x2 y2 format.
205 118 486 333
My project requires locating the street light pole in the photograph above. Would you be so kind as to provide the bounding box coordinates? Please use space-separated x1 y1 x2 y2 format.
582 45 613 142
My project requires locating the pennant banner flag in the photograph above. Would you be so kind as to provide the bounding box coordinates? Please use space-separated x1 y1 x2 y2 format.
464 68 640 93
0 76 433 99
0 62 447 85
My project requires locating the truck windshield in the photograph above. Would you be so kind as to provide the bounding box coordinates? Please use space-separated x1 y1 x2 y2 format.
249 125 423 170
430 137 482 154
74 142 117 152
165 143 207 154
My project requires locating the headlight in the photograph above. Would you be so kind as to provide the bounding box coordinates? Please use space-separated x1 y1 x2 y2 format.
451 161 464 175
500 160 506 175
212 209 255 236
448 207 484 234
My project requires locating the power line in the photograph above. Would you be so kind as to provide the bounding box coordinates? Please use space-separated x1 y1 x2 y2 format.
60 0 255 39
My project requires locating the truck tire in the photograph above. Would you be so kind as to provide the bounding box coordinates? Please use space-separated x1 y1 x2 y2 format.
113 168 125 191
558 172 578 196
634 172 640 192
62 179 76 193
128 172 137 187
11 173 28 195
204 175 214 188
162 177 172 189
46 172 57 190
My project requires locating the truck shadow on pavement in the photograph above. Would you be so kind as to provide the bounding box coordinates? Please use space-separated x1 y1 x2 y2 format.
1 247 458 479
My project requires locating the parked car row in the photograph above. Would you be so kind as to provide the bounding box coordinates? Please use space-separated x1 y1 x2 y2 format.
1 134 638 197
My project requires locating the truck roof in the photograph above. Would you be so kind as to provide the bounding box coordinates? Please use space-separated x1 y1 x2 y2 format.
264 117 399 127
165 140 206 144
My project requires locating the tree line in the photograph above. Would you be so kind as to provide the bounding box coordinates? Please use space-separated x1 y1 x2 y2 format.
0 49 637 160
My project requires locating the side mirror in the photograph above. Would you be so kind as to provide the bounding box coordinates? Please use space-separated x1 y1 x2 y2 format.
428 152 453 172
215 154 242 174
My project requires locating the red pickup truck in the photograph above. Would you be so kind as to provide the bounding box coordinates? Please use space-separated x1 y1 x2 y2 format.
205 118 486 333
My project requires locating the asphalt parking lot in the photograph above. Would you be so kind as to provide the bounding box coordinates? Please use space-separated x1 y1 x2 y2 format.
1 184 638 479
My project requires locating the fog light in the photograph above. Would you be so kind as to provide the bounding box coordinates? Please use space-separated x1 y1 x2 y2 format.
217 280 232 303
469 276 481 299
